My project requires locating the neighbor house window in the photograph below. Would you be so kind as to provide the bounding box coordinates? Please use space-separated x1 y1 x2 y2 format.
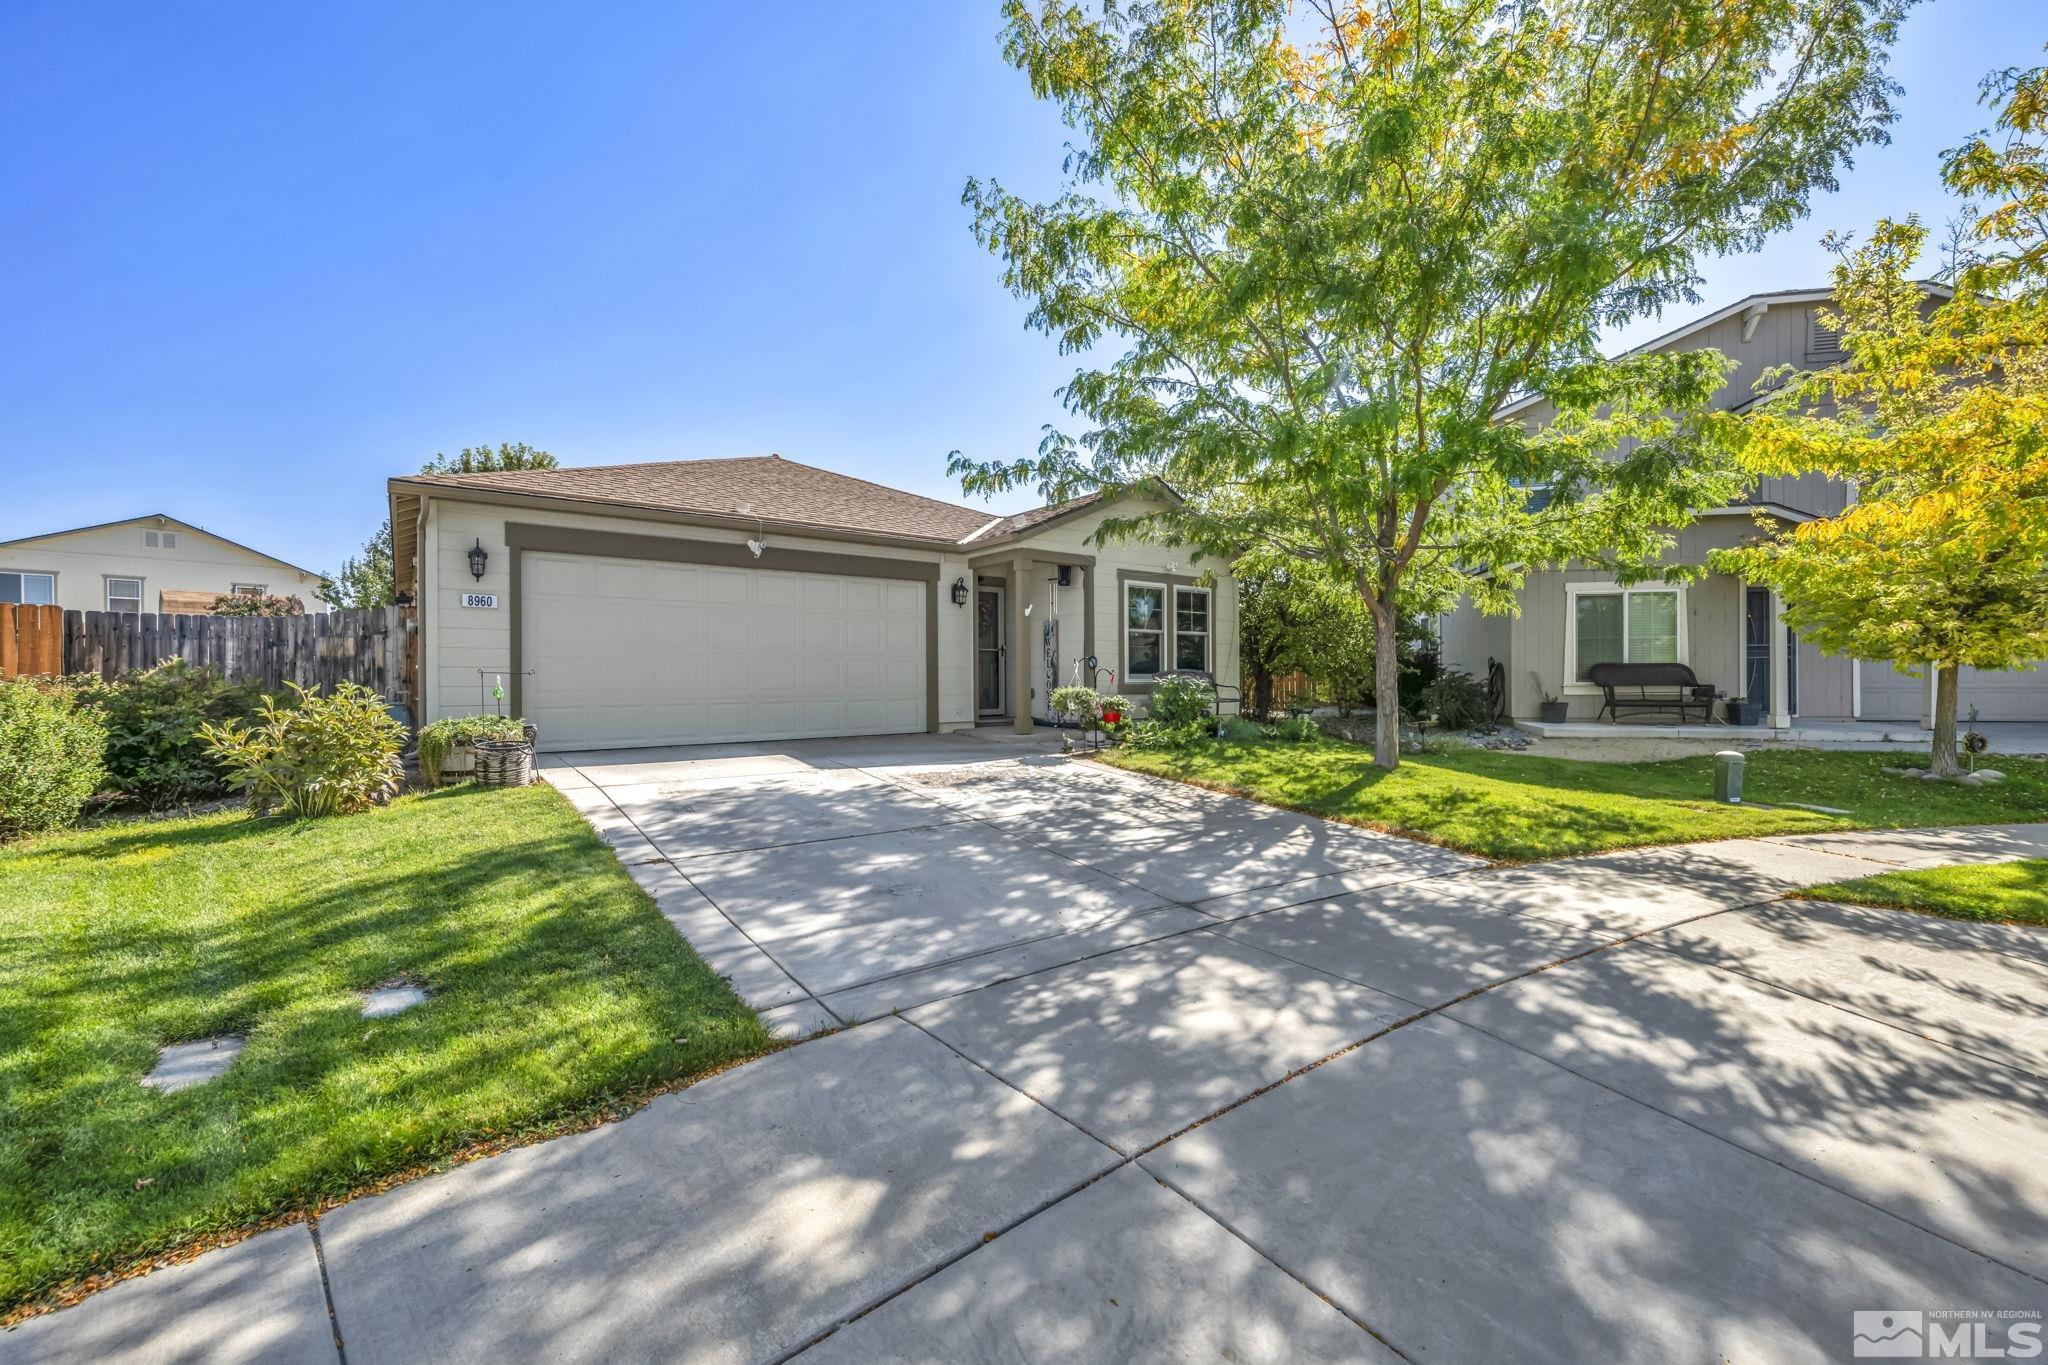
1125 582 1166 680
106 577 143 613
144 530 178 548
231 583 266 596
1174 586 1210 671
1568 584 1682 682
0 571 56 605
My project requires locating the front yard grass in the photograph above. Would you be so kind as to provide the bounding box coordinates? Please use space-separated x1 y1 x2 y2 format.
1798 859 2048 926
0 784 772 1315
1099 739 2048 862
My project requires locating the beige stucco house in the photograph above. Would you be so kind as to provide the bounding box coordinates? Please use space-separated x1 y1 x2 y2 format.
1438 287 2048 727
0 513 327 616
388 455 1238 748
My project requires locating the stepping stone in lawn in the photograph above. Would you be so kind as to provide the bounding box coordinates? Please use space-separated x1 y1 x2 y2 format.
360 985 429 1018
142 1036 244 1093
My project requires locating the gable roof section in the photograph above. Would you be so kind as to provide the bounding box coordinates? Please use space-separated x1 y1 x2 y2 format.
394 454 994 546
1494 283 1954 420
0 513 323 579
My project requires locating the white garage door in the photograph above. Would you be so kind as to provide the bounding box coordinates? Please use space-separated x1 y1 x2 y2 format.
522 551 927 749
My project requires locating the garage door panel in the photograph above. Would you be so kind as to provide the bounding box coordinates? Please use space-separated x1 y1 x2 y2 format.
522 550 927 748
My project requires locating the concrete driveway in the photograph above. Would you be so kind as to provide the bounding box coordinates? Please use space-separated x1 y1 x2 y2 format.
10 735 2047 1364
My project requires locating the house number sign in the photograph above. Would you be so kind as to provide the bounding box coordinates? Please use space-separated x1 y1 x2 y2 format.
461 593 499 609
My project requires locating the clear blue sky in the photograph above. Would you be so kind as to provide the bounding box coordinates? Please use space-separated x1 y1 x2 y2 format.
2 2 2041 574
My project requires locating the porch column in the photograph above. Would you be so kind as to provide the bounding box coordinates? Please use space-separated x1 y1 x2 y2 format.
1080 563 1095 684
1767 590 1791 729
1010 555 1034 733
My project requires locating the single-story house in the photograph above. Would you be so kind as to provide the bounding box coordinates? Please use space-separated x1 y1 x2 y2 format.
1438 287 2048 726
387 455 1238 749
0 513 328 615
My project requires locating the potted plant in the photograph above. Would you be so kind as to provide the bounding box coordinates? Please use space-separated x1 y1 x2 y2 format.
417 714 531 788
1530 671 1569 724
1725 695 1763 726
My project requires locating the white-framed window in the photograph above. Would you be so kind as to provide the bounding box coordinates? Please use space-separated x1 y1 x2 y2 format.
106 577 143 613
1564 582 1685 685
1125 581 1167 680
1173 586 1211 672
231 583 266 596
0 571 56 605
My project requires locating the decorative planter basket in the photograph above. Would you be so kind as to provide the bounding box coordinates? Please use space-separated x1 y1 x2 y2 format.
472 737 534 787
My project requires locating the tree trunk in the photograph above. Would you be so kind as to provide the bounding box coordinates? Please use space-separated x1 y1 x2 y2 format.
1368 597 1400 770
1251 664 1275 721
1929 662 1960 778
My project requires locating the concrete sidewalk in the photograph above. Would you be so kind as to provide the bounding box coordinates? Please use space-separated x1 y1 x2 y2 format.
7 737 2043 1364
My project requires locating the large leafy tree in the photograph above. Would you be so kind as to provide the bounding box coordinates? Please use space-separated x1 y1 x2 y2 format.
1714 59 2048 778
955 0 1908 767
1237 565 1374 715
326 443 557 610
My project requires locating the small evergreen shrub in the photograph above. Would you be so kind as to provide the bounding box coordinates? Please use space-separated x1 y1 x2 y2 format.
201 682 404 818
1416 668 1489 731
0 679 107 840
1219 715 1265 743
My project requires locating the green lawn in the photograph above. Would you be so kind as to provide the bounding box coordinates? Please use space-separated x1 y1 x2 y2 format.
0 785 772 1314
1799 859 2048 926
1100 740 2048 861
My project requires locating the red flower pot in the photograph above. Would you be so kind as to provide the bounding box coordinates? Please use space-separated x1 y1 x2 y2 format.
1100 710 1122 725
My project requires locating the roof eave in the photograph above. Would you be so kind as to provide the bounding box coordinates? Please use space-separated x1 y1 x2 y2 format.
388 478 973 552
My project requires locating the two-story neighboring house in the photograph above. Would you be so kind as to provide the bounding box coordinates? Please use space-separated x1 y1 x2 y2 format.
1438 287 2048 728
0 513 328 615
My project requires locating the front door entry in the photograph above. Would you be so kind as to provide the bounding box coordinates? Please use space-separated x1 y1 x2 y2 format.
975 585 1006 717
1744 587 1798 716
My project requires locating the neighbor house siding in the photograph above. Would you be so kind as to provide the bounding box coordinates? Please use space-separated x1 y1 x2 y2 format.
0 520 327 614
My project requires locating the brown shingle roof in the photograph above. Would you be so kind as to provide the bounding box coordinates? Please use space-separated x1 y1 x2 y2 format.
399 455 998 544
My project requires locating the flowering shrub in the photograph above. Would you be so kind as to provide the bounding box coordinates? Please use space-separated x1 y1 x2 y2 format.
209 593 306 617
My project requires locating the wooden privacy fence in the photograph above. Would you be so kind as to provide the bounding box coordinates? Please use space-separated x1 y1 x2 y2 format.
1 604 411 700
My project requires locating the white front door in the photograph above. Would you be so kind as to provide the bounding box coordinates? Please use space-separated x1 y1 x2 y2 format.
522 551 927 749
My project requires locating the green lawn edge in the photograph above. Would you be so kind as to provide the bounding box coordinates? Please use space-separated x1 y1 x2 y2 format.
1795 858 2048 926
0 784 776 1316
1096 739 2048 863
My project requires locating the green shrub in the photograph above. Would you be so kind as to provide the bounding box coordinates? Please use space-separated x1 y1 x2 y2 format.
72 661 268 807
0 680 107 840
1148 675 1216 730
1272 715 1321 742
1415 668 1489 731
1219 715 1265 742
417 714 528 789
201 682 404 818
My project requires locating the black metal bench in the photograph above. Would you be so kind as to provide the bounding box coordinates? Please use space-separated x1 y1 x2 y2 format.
1585 662 1718 724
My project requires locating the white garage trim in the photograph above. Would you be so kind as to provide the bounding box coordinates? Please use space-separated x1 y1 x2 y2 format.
506 522 939 744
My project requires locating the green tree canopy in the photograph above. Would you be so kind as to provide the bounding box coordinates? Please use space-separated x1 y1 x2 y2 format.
326 443 558 611
954 0 1908 766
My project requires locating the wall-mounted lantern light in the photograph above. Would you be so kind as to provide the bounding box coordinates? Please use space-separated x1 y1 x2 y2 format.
950 576 969 607
467 539 489 581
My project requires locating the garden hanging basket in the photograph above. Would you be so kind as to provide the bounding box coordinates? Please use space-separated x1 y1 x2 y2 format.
472 736 534 788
